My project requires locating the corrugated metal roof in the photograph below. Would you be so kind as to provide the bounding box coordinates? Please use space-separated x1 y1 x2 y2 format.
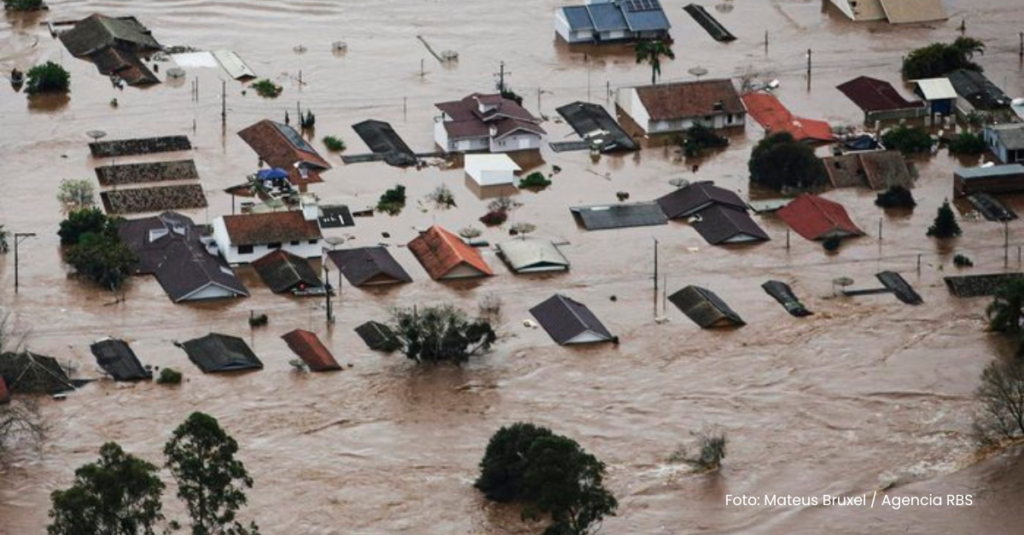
988 124 1024 151
212 50 256 80
955 164 1024 180
669 286 745 328
879 0 947 23
914 78 957 100
497 239 570 272
571 202 668 231
90 338 152 381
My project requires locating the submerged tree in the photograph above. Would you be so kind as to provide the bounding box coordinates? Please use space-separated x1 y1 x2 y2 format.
902 37 985 79
973 358 1024 445
25 62 70 94
668 428 727 472
635 40 674 85
389 304 496 364
986 279 1024 355
47 443 165 535
56 179 96 213
926 200 962 239
165 412 258 535
748 132 828 191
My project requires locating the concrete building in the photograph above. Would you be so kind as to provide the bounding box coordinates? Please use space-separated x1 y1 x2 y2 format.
616 79 745 135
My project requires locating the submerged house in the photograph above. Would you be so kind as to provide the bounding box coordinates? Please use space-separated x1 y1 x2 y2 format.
408 225 494 280
90 338 151 382
555 0 671 44
212 210 324 264
616 79 745 135
179 333 263 373
822 151 916 190
530 294 615 345
465 154 521 187
238 120 332 185
657 181 747 219
354 321 402 352
555 101 639 153
251 249 324 295
836 76 926 122
742 92 834 143
984 124 1024 165
0 352 75 394
281 329 341 372
657 182 768 245
777 195 864 241
572 202 668 231
325 247 413 287
497 238 571 273
955 164 1024 196
434 94 545 153
827 0 947 23
118 212 249 303
912 78 957 117
948 69 1012 114
57 14 162 86
669 286 745 328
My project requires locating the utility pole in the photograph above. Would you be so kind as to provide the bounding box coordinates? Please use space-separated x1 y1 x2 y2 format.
1005 221 1010 267
878 218 883 240
13 232 36 294
1019 32 1023 60
764 30 768 55
653 238 659 318
494 61 510 92
221 80 227 127
420 58 425 78
323 260 334 324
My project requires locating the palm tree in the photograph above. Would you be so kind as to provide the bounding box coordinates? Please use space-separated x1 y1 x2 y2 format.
635 40 674 85
952 36 985 61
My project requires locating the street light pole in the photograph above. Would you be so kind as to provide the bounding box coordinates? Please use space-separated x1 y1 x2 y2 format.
13 232 36 294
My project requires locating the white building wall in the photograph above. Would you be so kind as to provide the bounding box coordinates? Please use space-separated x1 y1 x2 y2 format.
434 120 449 150
212 217 323 264
441 263 488 280
828 0 856 19
179 284 241 303
490 133 542 152
555 10 573 43
628 89 651 133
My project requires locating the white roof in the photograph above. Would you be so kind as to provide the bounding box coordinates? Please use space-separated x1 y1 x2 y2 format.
497 238 569 271
914 78 957 100
465 154 521 175
212 50 256 80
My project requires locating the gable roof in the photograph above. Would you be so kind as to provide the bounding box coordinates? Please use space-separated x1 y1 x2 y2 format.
913 78 957 100
669 286 745 328
741 92 834 143
563 0 670 33
118 212 249 303
690 205 770 245
179 333 263 373
220 211 322 247
762 280 812 317
837 76 923 113
238 120 331 183
947 69 1011 110
823 150 916 190
281 329 341 372
354 321 402 352
530 294 614 345
879 0 947 23
90 338 151 381
633 79 744 121
587 1 629 31
621 0 671 32
407 226 493 280
657 181 748 219
0 352 75 394
572 202 668 230
987 124 1024 151
351 120 418 167
325 247 412 286
497 239 570 273
251 249 323 293
436 94 545 141
776 194 864 241
556 101 639 152
59 14 161 57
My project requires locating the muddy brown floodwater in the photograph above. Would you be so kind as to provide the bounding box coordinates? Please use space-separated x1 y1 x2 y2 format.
2 0 1024 533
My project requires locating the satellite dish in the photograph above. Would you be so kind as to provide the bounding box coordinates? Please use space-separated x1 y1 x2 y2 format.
688 66 709 80
715 3 734 13
669 178 690 189
87 130 107 141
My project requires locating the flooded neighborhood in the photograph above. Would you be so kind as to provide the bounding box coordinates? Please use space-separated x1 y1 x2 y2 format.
1 0 1024 534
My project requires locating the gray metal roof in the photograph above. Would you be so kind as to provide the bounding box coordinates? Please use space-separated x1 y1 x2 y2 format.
955 164 1024 180
621 0 671 31
497 238 570 273
988 124 1024 151
530 294 613 345
586 2 629 31
90 338 151 381
180 334 262 373
571 202 668 231
563 5 595 31
690 205 770 245
668 286 745 328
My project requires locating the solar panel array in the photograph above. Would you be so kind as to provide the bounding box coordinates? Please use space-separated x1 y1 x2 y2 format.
272 121 317 154
623 0 660 12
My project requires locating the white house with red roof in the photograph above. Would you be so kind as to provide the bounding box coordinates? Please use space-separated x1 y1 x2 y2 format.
434 93 545 153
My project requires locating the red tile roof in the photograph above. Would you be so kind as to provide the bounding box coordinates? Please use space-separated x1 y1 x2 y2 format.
634 79 745 121
407 225 493 280
281 329 341 372
0 376 8 404
222 211 322 246
777 194 864 241
742 92 835 143
836 76 924 113
238 120 331 184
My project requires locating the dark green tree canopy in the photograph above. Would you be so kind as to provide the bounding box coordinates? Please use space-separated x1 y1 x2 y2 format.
58 207 108 246
59 209 138 289
476 423 617 535
748 132 828 191
48 442 165 535
164 412 257 535
926 200 962 239
390 304 496 364
634 40 674 85
902 37 985 79
881 125 933 154
25 61 71 94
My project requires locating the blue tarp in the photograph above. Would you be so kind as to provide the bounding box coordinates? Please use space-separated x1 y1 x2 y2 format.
256 168 289 180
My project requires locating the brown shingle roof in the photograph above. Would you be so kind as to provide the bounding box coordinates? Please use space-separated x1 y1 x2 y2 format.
634 79 744 121
436 94 545 141
222 211 322 246
407 226 493 280
238 120 331 183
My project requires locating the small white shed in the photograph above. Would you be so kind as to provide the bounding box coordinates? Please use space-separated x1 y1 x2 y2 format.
465 154 521 187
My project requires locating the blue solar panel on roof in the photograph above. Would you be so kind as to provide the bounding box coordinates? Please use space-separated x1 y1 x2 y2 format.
272 121 317 154
623 0 660 12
